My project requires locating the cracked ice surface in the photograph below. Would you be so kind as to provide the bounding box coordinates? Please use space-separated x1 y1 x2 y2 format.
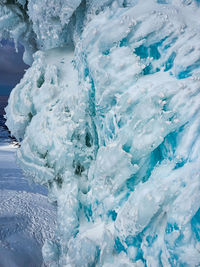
2 0 200 266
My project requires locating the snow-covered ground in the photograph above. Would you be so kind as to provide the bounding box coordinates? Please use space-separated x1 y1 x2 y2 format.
0 101 56 267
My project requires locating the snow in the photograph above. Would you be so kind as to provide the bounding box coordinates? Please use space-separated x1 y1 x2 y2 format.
1 0 200 266
0 190 55 267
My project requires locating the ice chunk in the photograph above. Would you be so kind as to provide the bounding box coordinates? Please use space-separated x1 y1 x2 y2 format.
2 0 200 265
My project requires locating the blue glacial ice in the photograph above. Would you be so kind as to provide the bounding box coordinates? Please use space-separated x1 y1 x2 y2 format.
1 0 200 266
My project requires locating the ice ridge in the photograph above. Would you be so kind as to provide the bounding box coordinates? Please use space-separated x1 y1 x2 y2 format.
1 0 200 266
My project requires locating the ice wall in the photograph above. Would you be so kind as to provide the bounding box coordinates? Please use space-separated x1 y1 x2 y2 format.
2 0 200 266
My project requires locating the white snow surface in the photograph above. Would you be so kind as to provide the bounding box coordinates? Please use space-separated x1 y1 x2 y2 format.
1 0 200 266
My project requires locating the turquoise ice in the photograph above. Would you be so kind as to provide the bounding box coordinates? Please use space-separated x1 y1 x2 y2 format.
1 0 200 266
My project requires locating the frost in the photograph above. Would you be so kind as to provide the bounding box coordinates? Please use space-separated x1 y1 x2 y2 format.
2 0 200 266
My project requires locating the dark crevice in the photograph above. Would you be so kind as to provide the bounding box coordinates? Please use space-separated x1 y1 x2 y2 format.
54 174 63 188
85 130 93 147
37 73 45 88
74 161 85 176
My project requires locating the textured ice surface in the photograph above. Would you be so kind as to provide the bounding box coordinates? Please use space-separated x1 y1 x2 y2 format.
2 0 200 266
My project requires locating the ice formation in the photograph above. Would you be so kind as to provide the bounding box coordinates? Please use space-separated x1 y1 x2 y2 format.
1 0 200 266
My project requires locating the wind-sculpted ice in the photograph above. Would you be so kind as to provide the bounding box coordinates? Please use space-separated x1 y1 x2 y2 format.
2 0 200 266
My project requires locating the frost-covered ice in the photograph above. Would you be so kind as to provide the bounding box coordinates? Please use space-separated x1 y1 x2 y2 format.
1 0 200 266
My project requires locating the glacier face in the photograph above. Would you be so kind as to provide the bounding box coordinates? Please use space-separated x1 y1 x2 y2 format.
2 0 200 266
